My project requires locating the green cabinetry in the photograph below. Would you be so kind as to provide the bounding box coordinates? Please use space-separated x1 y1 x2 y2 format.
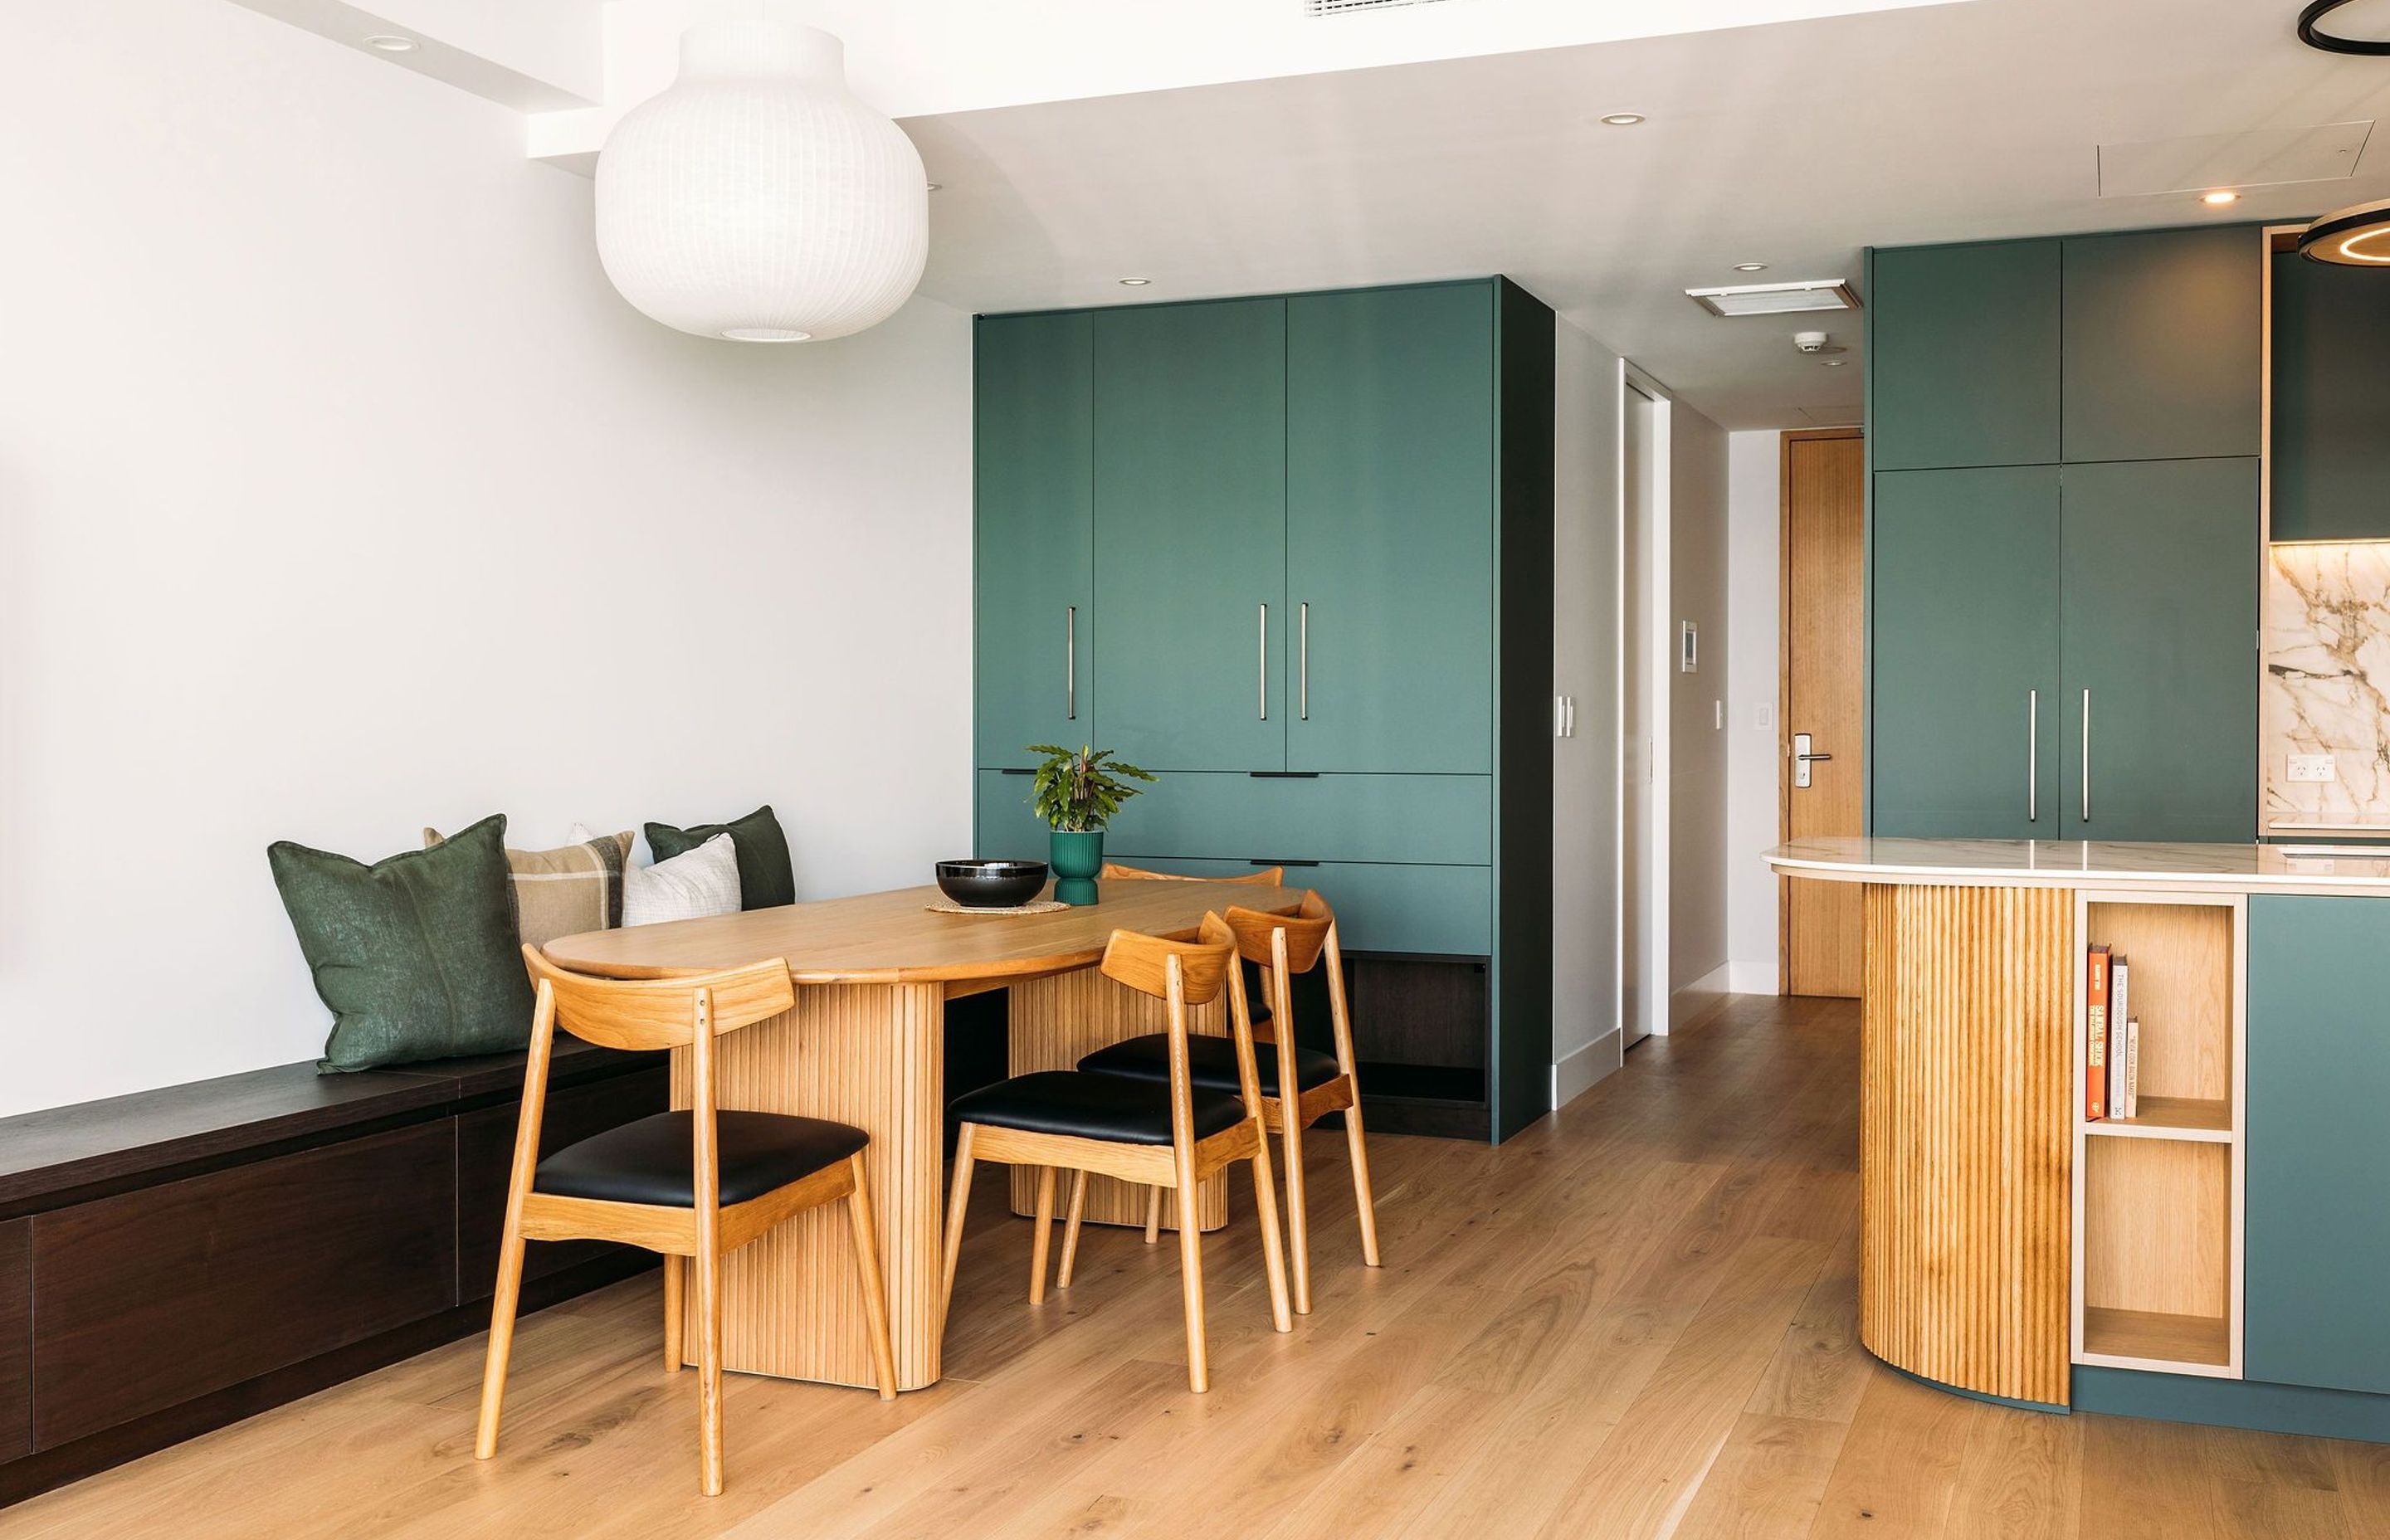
2270 251 2390 543
1869 239 2061 471
2063 227 2261 464
973 312 1093 768
2246 895 2390 1396
1871 467 2060 838
2059 460 2258 841
972 279 1554 1141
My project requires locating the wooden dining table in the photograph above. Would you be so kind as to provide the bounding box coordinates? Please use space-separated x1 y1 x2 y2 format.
542 879 1300 1392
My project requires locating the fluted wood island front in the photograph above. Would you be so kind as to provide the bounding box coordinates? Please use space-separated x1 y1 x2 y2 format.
544 879 1298 1392
1768 836 2390 1437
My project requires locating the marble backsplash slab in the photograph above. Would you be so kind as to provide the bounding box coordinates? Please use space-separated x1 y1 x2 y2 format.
2263 543 2390 831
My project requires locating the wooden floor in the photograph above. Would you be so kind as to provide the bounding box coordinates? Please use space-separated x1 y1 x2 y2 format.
12 994 2388 1538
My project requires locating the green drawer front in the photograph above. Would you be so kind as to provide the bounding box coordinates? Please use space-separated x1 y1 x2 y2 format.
1076 857 1490 957
974 771 1048 862
1103 773 1491 866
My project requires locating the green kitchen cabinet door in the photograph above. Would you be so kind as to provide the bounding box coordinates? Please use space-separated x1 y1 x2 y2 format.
2058 459 2257 843
2247 896 2390 1396
973 312 1093 769
2062 226 2261 464
1870 466 2061 838
1286 283 1495 772
1869 240 2061 470
1091 300 1289 771
2270 251 2390 542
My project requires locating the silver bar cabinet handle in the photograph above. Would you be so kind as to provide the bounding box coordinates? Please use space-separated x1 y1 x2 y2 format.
1299 602 1310 720
2027 689 2037 822
1066 605 1077 721
2080 688 2091 823
1258 602 1269 720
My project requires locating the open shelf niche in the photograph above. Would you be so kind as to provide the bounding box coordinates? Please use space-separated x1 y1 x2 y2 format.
2071 893 2246 1378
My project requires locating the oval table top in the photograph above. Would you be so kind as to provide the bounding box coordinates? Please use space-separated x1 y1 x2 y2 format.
542 880 1303 987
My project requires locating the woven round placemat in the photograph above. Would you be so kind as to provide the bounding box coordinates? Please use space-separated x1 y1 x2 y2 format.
925 897 1071 917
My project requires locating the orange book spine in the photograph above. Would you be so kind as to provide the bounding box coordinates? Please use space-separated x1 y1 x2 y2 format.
2085 944 2111 1121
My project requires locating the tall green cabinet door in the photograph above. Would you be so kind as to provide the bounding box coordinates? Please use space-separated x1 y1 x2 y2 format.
973 312 1092 769
2246 895 2390 1396
2061 226 2261 464
1286 283 1495 773
1869 239 2061 471
2057 459 2257 843
1870 466 2060 838
1092 299 1289 771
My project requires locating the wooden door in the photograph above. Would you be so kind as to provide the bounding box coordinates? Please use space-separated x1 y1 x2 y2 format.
2058 457 2258 843
1870 465 2061 839
1780 430 1866 997
1091 299 1288 771
1285 283 1495 772
973 311 1093 768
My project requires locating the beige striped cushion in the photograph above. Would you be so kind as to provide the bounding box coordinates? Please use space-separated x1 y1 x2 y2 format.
423 826 631 948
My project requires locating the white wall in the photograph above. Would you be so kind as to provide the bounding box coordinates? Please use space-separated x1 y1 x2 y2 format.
1552 320 1622 1105
1666 401 1730 1016
0 1 973 1116
1724 431 1783 994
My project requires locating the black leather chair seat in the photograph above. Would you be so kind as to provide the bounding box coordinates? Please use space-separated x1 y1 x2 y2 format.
949 1071 1246 1145
1076 1034 1341 1099
535 1111 867 1207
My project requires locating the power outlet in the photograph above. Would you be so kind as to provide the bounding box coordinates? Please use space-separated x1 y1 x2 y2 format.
2288 753 2339 784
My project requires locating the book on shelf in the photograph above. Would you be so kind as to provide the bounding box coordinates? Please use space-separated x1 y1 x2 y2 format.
2122 956 2141 1114
2085 943 2111 1121
2122 1016 2141 1121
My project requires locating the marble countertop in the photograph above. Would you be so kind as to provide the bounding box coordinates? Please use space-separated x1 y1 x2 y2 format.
1767 836 2390 894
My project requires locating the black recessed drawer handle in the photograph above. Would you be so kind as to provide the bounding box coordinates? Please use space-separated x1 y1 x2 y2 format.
1000 768 1033 776
1254 859 1321 868
1248 771 1320 779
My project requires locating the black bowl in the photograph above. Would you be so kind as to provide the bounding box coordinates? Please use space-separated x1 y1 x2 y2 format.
935 859 1049 909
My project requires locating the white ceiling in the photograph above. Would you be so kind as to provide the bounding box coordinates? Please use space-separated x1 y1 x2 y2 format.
899 0 2390 427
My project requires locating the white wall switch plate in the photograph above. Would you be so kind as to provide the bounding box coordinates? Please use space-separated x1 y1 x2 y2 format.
2289 753 2339 784
1755 704 1773 730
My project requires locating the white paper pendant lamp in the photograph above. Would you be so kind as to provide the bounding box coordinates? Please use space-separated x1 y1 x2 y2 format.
595 3 928 343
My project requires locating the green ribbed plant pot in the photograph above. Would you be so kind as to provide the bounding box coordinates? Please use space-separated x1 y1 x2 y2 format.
1048 830 1103 907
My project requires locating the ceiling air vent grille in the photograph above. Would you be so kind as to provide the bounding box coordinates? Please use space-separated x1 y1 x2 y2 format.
1308 0 1452 15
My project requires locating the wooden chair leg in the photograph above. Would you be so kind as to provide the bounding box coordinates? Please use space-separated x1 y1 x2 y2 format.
1144 1185 1163 1245
1281 1106 1312 1315
1344 1097 1383 1268
696 1236 724 1496
662 1254 685 1372
1174 1165 1208 1392
1246 1125 1294 1334
939 1125 978 1329
472 1216 529 1460
1056 1169 1090 1289
844 1152 900 1401
1028 1165 1057 1304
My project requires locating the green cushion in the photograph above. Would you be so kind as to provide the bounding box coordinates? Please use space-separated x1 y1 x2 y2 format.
270 813 536 1074
645 806 794 910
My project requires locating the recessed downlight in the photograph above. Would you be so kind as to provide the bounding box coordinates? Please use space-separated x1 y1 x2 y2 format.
1118 277 1152 286
1600 113 1646 127
2202 190 2241 207
1733 262 1769 273
363 34 419 53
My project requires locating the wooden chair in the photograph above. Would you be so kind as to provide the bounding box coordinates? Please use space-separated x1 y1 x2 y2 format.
939 914 1292 1391
1072 893 1379 1313
476 947 897 1496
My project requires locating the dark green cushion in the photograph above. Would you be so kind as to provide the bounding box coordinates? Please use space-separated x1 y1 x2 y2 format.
270 813 536 1074
645 806 794 910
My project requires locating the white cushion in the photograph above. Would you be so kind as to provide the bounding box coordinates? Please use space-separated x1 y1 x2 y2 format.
620 831 742 927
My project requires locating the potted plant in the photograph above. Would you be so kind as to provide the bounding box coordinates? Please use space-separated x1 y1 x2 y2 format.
1027 744 1156 905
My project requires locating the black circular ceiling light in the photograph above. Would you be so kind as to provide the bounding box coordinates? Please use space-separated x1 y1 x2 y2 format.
2300 0 2390 55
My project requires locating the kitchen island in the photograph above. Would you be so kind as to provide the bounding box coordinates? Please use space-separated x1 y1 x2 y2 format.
1768 836 2390 1441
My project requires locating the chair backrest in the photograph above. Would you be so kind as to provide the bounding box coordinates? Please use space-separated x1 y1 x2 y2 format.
1222 896 1334 976
1098 922 1235 1006
1100 862 1285 888
521 945 796 1053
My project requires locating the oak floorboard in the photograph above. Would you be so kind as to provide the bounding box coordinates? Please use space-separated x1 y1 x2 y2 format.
13 996 2390 1540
